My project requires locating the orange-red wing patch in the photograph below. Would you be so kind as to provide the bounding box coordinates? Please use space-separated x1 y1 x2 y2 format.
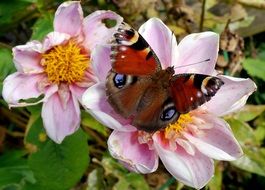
111 22 161 76
112 46 158 76
170 74 224 113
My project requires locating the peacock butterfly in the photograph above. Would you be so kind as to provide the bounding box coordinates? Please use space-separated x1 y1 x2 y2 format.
105 22 224 132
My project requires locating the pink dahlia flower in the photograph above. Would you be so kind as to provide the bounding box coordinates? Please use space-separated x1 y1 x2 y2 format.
82 18 256 188
2 1 123 143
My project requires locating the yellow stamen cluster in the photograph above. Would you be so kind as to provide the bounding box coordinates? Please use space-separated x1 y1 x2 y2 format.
42 40 89 84
164 113 192 139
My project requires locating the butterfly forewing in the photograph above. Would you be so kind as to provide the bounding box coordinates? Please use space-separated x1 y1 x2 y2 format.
111 22 161 76
170 74 224 113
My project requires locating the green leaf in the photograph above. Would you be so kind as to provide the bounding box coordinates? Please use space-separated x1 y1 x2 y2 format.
232 147 265 177
0 149 26 164
0 150 35 189
24 107 43 149
101 156 128 177
81 111 108 137
258 45 265 60
0 48 13 80
31 12 53 41
27 116 89 190
254 123 265 142
21 183 44 190
227 117 265 176
176 182 185 190
207 162 223 190
0 0 34 35
125 173 150 190
226 118 259 146
101 155 150 190
20 0 38 3
232 105 265 122
26 104 42 118
242 58 265 81
113 177 129 190
0 48 15 95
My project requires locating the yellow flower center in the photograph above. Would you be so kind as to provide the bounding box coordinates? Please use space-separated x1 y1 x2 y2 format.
41 40 89 84
164 113 192 139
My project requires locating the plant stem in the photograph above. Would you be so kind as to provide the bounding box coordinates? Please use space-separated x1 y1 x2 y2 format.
200 0 206 32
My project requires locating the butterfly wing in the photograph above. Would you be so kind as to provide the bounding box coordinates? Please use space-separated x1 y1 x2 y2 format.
133 85 180 132
170 74 224 113
106 22 162 117
110 22 161 75
106 71 180 132
106 70 152 118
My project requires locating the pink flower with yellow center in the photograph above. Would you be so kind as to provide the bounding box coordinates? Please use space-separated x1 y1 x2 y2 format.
2 1 123 143
82 18 257 188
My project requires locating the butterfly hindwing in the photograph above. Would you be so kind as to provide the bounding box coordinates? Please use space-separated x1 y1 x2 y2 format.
106 70 152 118
133 85 180 132
111 22 161 76
170 74 224 113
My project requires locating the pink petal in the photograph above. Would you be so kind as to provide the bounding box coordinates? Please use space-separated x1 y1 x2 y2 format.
183 114 243 161
83 10 123 50
42 92 80 143
108 131 158 173
13 41 43 74
57 83 71 109
205 75 257 116
175 32 219 75
3 72 45 105
153 136 214 189
82 83 135 132
138 18 178 69
176 138 196 156
69 70 97 102
54 1 83 36
74 69 98 89
69 84 86 102
42 31 71 52
91 45 112 82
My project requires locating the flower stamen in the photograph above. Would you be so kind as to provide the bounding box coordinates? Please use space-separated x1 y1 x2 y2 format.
42 40 89 84
138 131 154 150
164 113 192 140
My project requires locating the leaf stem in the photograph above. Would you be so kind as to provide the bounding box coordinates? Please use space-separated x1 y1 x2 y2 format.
0 42 12 50
82 127 107 148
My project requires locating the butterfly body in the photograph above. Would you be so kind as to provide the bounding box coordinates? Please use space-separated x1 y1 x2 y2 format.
106 22 224 132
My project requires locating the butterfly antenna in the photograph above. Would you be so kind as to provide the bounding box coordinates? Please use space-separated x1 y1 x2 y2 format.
173 58 211 69
169 32 210 69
